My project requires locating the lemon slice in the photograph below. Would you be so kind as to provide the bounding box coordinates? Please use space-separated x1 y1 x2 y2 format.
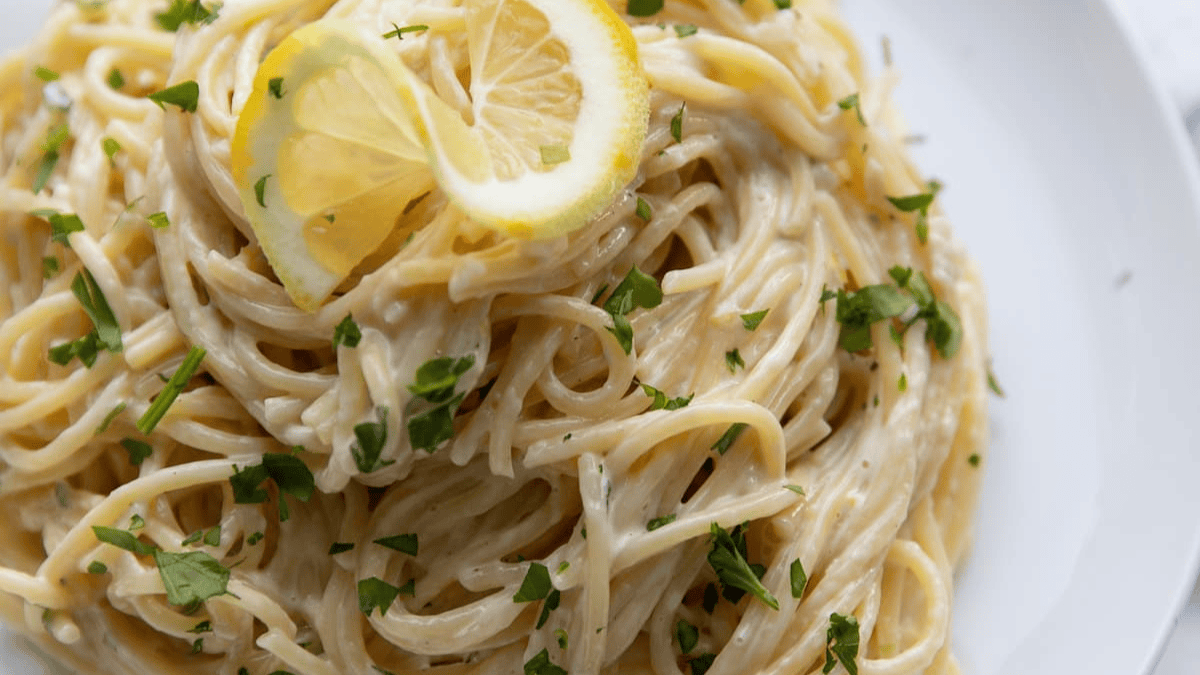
401 0 650 238
231 0 648 310
232 22 434 311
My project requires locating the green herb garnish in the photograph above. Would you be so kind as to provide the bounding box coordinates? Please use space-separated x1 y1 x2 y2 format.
523 648 567 675
647 514 676 531
87 561 107 574
823 613 860 675
626 0 664 17
353 407 394 471
148 80 200 112
674 24 698 38
711 422 747 455
328 542 354 555
670 102 686 143
155 0 219 31
358 577 401 616
640 383 692 411
136 345 204 434
382 23 429 40
725 349 744 372
837 93 866 126
102 137 121 162
92 525 155 555
268 77 284 99
42 256 60 279
602 265 662 354
707 522 777 610
33 66 59 82
147 212 170 229
333 313 361 348
373 533 418 556
536 588 561 629
513 562 552 603
635 196 652 220
106 68 124 89
676 619 698 654
790 559 807 598
740 309 768 331
228 451 314 521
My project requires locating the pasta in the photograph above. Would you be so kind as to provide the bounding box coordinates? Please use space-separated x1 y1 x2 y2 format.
0 0 990 674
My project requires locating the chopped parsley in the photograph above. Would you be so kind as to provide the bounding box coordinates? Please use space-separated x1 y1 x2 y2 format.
556 561 569 573
357 577 401 616
267 77 284 99
670 102 686 143
329 542 354 555
711 423 747 455
148 80 200 112
725 349 744 372
640 383 692 411
837 93 866 126
187 620 212 634
701 583 719 613
42 256 59 279
823 613 860 675
968 453 981 467
373 533 418 556
136 345 205 434
626 0 663 17
155 0 219 31
646 514 676 531
253 174 270 207
189 638 203 654
68 269 124 356
774 0 793 7
536 588 561 628
332 313 361 348
48 333 99 368
33 66 59 82
554 628 568 649
33 122 69 194
676 619 698 654
106 68 124 90
147 212 170 229
153 549 230 606
674 24 698 38
898 373 907 391
987 368 1005 397
834 266 961 358
784 484 805 495
118 439 152 468
740 309 769 331
246 531 264 546
689 653 716 675
229 452 314 521
635 196 652 221
87 561 107 574
539 144 571 166
407 355 474 453
102 137 121 162
886 181 941 243
819 285 836 309
95 402 126 433
382 23 429 40
352 407 394 471
513 562 552 603
92 525 156 554
602 265 662 354
35 209 84 247
707 522 777 610
523 648 567 675
790 559 808 598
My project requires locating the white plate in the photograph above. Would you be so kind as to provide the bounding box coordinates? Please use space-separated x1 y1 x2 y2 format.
838 0 1200 673
4 1 1200 674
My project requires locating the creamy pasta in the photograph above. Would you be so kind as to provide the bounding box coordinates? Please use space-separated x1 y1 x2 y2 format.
0 0 989 674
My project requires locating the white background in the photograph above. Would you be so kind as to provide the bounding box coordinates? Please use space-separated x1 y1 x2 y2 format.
1108 2 1200 673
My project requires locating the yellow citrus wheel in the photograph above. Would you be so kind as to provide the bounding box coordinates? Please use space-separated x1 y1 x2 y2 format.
231 0 649 310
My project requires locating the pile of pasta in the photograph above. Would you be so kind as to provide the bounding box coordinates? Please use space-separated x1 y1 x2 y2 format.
0 0 989 674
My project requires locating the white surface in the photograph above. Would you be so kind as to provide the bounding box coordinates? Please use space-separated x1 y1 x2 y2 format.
3 1 1200 674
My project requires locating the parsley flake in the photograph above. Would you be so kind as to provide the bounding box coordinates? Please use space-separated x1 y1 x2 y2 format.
246 531 264 545
725 349 744 372
987 369 1005 397
358 577 401 616
382 23 429 40
784 484 805 495
147 212 170 229
711 423 747 455
640 384 693 411
407 355 475 453
523 648 567 675
603 265 662 354
833 285 910 352
148 81 199 112
106 68 124 90
898 373 907 391
353 407 394 470
513 562 552 603
329 542 354 555
740 309 769 331
554 628 568 649
333 313 361 348
92 525 155 555
253 174 270 207
42 256 60 279
373 533 418 556
268 77 284 99
87 561 108 574
34 66 59 82
120 438 152 466
229 452 314 521
647 513 676 531
689 653 716 675
790 559 808 598
823 613 860 675
635 196 652 221
48 333 99 368
774 0 792 7
626 0 663 17
72 270 122 353
536 588 561 629
102 137 121 162
155 0 219 31
837 93 866 126
674 24 698 38
707 522 777 610
670 102 686 143
968 453 981 467
136 345 204 434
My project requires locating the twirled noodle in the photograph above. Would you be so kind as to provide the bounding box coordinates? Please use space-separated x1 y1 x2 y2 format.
0 0 989 673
